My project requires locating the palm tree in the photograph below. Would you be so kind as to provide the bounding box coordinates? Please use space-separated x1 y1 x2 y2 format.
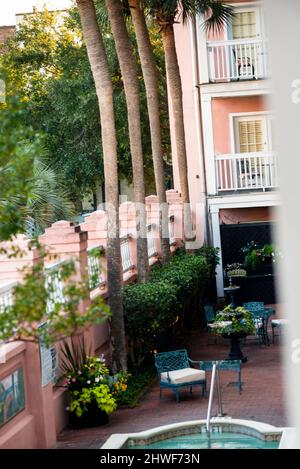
0 145 75 237
105 0 149 283
76 0 127 372
129 0 170 264
26 159 75 235
146 0 233 240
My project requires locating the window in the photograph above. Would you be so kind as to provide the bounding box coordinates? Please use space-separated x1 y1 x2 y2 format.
234 115 272 154
232 114 275 188
232 11 258 40
237 119 264 153
227 8 264 80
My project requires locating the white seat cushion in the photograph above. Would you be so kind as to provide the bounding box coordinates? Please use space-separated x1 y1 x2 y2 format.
160 367 205 385
272 319 289 326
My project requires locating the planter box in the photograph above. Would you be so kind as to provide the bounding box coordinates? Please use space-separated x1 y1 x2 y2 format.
68 401 109 429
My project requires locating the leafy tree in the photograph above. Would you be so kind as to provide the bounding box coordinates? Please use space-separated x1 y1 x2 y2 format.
0 99 37 240
27 158 75 235
0 4 170 206
0 99 74 240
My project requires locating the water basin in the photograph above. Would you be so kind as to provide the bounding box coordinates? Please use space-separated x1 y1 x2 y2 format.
102 419 284 450
127 432 279 449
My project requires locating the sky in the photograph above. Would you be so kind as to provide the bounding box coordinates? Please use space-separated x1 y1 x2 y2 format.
0 0 73 26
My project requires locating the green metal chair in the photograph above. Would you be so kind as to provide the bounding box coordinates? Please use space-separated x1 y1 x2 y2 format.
204 305 218 345
154 349 207 403
243 302 274 346
204 305 215 324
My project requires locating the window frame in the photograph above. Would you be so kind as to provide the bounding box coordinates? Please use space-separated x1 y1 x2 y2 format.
229 111 273 154
225 3 263 41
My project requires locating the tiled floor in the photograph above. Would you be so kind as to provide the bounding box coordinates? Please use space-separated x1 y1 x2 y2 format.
56 307 287 449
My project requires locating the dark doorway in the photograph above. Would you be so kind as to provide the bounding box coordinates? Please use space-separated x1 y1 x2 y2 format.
220 222 277 304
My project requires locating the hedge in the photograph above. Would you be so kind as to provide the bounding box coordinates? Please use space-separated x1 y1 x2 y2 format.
123 247 219 368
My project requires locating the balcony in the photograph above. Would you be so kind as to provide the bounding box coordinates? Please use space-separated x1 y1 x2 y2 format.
215 151 278 193
207 38 269 83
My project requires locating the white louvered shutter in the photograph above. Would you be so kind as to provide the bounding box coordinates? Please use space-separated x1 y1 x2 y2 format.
232 11 257 40
238 119 264 153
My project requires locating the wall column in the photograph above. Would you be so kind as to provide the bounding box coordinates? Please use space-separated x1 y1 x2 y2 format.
196 15 209 84
201 95 218 196
210 205 224 297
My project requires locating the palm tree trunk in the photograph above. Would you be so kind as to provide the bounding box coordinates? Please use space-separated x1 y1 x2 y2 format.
105 0 149 283
76 0 127 372
161 24 194 242
129 0 170 264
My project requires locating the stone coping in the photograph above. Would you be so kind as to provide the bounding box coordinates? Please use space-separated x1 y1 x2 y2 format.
0 341 26 363
101 418 287 449
279 428 299 449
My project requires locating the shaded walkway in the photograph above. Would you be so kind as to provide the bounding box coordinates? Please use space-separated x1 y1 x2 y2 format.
56 316 287 448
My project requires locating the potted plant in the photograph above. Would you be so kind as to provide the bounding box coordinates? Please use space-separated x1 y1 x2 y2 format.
223 264 246 307
225 263 247 278
241 242 277 274
212 305 255 363
60 338 129 428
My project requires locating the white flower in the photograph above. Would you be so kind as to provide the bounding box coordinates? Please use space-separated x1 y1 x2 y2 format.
87 380 91 384
66 406 70 412
95 377 100 383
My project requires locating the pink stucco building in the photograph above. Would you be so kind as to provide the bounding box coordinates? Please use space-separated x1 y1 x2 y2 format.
171 0 279 298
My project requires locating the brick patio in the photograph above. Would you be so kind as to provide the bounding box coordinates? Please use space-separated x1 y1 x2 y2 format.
55 306 287 449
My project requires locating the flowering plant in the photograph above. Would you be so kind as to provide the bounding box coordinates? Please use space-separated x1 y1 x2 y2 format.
241 242 277 271
60 339 129 418
212 305 255 336
225 263 247 277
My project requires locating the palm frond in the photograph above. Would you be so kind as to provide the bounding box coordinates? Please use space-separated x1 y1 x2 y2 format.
195 1 234 32
27 158 75 233
60 336 92 375
145 0 233 30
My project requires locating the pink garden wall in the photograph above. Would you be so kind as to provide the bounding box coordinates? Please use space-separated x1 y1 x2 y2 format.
0 191 183 449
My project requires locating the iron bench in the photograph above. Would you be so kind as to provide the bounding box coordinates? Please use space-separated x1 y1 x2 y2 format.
154 349 207 403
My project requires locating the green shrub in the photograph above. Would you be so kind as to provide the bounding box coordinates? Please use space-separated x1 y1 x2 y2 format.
197 246 220 277
117 368 156 408
150 251 209 303
123 280 178 337
123 250 218 367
